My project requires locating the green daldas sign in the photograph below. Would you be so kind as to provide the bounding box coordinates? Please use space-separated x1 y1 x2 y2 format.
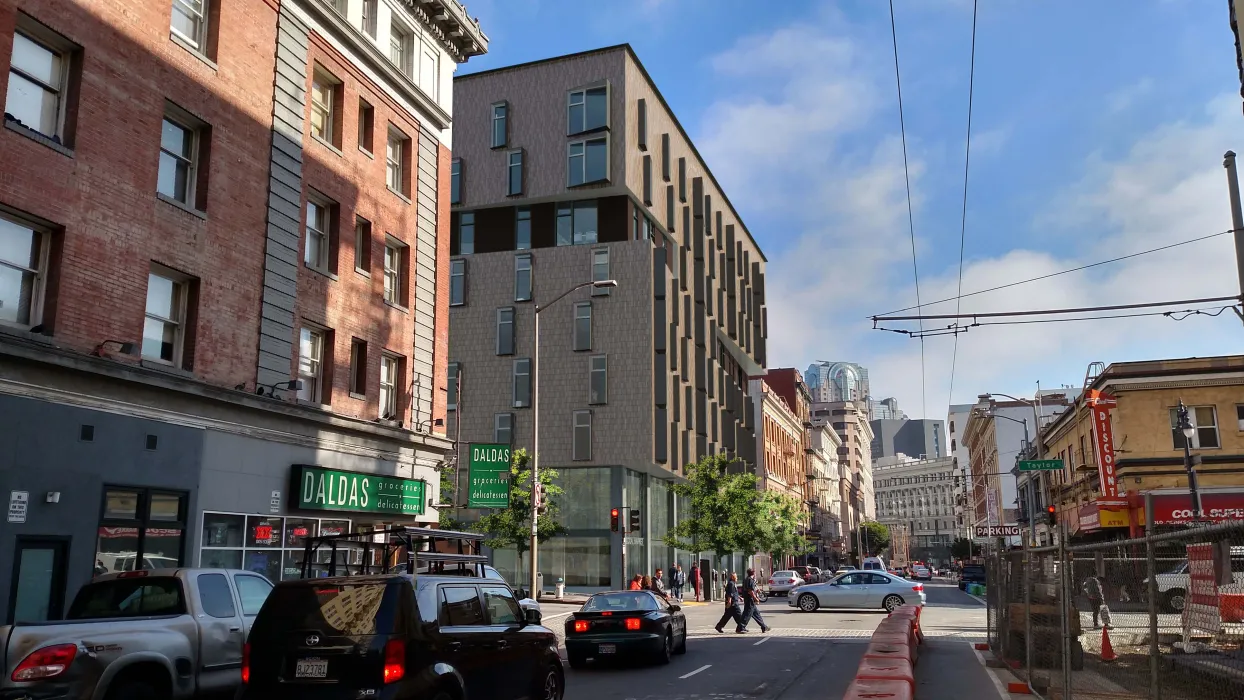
292 465 425 515
467 444 512 509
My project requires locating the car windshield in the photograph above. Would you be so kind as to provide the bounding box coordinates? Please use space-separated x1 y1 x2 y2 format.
67 577 186 619
582 592 658 612
963 566 985 575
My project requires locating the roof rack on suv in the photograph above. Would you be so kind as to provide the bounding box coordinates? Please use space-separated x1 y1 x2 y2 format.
299 525 488 578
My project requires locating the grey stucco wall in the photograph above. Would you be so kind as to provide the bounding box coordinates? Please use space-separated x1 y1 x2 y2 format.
0 394 204 619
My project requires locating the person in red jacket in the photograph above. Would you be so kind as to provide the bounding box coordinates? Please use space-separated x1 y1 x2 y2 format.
629 574 643 590
690 564 702 601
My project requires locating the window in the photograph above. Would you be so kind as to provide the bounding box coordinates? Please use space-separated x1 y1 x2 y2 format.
297 327 326 403
637 98 647 150
198 573 236 618
95 488 186 577
447 362 460 410
556 200 597 246
349 339 367 396
458 212 474 255
6 23 74 142
515 207 531 250
386 128 409 196
304 196 334 273
171 0 210 52
1238 405 1244 432
642 154 652 205
419 39 438 99
507 150 523 196
439 586 484 627
143 269 188 365
157 111 204 208
591 248 610 296
661 133 671 181
491 102 507 148
449 259 466 306
0 211 50 328
494 413 513 445
379 354 399 419
666 186 675 231
496 307 514 355
310 70 339 147
514 255 532 302
199 513 350 581
482 585 521 625
451 159 462 204
330 0 347 16
361 0 377 37
589 355 607 405
390 23 410 75
383 238 406 306
512 358 531 408
678 157 686 202
354 216 371 273
357 98 374 153
1170 406 1220 449
567 85 607 135
573 410 592 461
568 136 608 186
573 301 591 351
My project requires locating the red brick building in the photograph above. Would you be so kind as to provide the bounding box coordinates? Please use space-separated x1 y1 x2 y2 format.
0 0 485 621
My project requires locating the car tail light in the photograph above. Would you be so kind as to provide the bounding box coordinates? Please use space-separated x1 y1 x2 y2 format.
117 570 149 578
625 618 642 631
573 620 590 633
912 584 924 592
383 639 405 684
12 643 78 682
241 644 250 684
768 578 774 585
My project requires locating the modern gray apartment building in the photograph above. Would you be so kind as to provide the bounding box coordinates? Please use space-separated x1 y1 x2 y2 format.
448 45 768 591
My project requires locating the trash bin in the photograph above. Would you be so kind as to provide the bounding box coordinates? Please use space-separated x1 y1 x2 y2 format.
536 572 544 599
556 577 565 600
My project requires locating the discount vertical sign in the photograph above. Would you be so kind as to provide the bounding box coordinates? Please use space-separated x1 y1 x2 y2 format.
1088 390 1119 499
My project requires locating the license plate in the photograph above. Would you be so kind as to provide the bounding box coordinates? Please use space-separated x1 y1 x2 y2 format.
597 644 616 655
295 658 328 678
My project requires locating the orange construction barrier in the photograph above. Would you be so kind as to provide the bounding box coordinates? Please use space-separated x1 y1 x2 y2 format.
864 640 917 667
842 678 913 700
876 618 917 647
1101 627 1117 662
856 655 915 693
869 633 918 664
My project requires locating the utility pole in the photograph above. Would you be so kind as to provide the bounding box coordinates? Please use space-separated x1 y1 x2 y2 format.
1223 151 1244 326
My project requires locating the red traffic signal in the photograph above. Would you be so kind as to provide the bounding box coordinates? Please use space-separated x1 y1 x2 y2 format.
610 508 620 532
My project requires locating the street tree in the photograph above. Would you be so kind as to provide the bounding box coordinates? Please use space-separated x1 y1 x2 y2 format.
760 492 812 564
857 521 891 556
437 463 465 530
472 449 566 585
663 454 766 567
951 537 975 560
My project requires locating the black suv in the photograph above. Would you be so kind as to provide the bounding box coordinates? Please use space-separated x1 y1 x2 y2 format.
240 527 564 700
959 564 987 590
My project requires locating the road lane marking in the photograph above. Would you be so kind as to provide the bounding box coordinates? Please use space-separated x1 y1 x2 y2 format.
679 664 712 679
753 636 771 646
542 611 574 621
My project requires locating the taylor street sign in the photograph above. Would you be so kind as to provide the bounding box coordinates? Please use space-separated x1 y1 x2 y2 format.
467 443 512 509
1018 459 1064 472
975 525 1021 537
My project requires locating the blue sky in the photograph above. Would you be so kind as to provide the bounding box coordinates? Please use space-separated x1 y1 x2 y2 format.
458 0 1244 418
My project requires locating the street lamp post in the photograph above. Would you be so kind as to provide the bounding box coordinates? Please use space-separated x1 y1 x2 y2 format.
1175 400 1204 522
529 278 617 599
983 393 1046 543
988 412 1036 547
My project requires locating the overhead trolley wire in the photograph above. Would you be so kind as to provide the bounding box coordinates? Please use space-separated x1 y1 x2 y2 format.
947 0 979 407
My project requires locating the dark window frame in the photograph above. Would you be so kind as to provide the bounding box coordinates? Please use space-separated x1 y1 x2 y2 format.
96 486 189 577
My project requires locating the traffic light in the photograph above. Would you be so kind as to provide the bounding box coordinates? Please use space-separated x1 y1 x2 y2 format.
610 508 620 532
1046 505 1057 526
629 509 641 533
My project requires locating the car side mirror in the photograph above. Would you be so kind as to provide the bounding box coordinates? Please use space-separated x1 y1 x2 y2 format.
524 607 542 625
668 604 681 613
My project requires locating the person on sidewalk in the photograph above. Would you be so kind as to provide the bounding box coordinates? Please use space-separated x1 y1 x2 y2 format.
691 564 702 602
1082 573 1113 630
629 574 643 591
652 568 669 598
741 568 770 633
671 563 686 602
714 572 746 634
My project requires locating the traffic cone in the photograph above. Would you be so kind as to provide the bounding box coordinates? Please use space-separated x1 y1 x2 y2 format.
1101 626 1117 663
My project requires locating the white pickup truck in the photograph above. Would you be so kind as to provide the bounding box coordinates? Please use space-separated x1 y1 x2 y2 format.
0 568 273 700
1144 556 1244 612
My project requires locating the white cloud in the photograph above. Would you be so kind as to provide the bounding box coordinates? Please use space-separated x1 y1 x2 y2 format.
698 16 1244 420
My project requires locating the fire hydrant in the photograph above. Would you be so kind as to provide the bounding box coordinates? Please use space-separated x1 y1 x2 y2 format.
555 577 565 599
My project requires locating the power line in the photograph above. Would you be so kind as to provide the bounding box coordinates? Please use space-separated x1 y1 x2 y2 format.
947 0 979 409
889 0 927 417
874 303 1239 338
871 229 1234 318
873 294 1240 322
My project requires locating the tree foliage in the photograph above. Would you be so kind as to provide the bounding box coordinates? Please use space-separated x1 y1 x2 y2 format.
950 537 976 560
437 463 465 530
857 521 891 555
760 492 813 561
472 449 567 559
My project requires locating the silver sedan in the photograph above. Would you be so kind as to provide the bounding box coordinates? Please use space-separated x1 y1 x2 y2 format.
788 571 926 613
768 570 806 595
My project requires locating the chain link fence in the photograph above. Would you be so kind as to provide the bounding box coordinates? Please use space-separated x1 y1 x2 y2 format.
988 516 1244 700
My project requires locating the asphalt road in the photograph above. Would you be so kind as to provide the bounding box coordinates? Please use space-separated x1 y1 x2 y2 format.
556 578 1001 700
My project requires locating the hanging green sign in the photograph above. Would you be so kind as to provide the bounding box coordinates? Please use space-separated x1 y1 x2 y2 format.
292 465 425 515
467 443 512 508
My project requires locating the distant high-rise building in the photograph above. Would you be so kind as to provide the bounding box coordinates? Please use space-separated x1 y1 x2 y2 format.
806 362 871 407
869 418 946 461
872 397 905 420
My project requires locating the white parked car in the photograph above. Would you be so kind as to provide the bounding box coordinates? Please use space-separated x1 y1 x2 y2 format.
768 570 806 595
789 571 926 613
911 565 933 581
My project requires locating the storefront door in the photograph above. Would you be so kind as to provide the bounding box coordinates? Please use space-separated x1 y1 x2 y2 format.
7 537 69 623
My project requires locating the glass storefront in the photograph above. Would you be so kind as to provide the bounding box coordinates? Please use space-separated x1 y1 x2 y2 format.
649 478 673 573
95 488 187 577
557 467 610 530
199 512 351 581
